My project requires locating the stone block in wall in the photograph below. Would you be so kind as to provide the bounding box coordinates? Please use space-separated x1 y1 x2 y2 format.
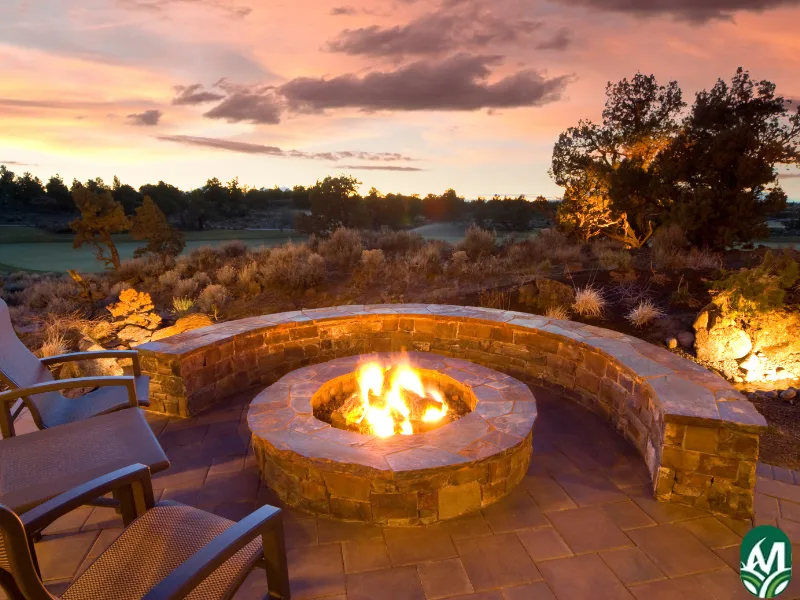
439 481 481 519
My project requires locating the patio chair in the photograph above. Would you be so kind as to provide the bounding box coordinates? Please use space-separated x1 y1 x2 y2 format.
0 463 291 600
0 298 150 439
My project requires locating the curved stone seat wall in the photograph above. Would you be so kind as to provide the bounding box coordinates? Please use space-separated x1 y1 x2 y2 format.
138 304 767 519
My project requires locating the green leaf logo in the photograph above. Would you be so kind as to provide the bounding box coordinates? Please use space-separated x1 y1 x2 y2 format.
740 525 793 598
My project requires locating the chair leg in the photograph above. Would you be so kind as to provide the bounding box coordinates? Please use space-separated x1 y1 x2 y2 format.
0 403 15 439
0 570 26 600
261 518 291 600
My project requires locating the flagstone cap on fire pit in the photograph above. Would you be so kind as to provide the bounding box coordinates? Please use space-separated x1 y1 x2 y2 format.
247 352 536 524
248 352 536 471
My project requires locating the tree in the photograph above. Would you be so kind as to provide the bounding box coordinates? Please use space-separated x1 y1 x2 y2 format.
551 73 685 247
139 181 187 216
297 175 362 234
660 68 800 249
0 166 16 208
112 176 143 213
70 183 131 270
45 175 73 211
130 195 185 258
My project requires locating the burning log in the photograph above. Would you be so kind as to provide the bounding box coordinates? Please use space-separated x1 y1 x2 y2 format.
331 394 365 431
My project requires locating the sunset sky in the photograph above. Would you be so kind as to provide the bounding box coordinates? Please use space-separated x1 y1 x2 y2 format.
1 0 799 199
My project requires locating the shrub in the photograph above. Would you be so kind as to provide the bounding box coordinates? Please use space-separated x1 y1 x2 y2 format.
365 229 424 256
197 284 229 313
159 269 181 288
259 243 326 290
449 250 468 274
460 226 496 260
37 330 68 359
107 289 162 329
187 246 219 272
529 229 584 264
108 281 131 299
545 305 571 320
172 296 195 316
173 278 198 298
215 265 238 286
711 249 798 315
192 271 211 289
407 244 443 277
573 286 607 318
683 248 722 270
479 289 510 310
238 262 258 285
626 300 665 328
219 240 248 258
597 249 634 272
318 228 362 268
361 249 385 276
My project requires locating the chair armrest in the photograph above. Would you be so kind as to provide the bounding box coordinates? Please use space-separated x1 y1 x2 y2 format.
0 376 139 408
41 350 142 375
20 464 154 534
142 505 290 600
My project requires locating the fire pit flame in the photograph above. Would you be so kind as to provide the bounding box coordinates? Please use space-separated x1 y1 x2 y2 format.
345 361 449 437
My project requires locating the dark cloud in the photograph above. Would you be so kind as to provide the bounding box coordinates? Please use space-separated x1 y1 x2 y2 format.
279 54 573 112
550 0 800 23
336 164 425 171
196 55 572 123
778 172 800 179
202 86 282 124
172 83 225 105
0 161 37 166
157 135 417 162
127 109 163 126
325 6 552 57
330 5 358 15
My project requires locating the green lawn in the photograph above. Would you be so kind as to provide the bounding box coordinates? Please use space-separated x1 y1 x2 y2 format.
0 227 306 273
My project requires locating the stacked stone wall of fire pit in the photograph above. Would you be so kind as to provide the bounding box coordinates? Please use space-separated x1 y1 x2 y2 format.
138 304 768 520
247 353 535 525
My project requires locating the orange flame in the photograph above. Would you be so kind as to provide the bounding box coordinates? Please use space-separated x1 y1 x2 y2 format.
352 361 447 437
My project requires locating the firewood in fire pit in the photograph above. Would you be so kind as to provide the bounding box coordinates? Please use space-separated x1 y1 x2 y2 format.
403 389 442 422
331 393 365 430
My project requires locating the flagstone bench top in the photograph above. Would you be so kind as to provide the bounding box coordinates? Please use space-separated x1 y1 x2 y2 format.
139 304 767 434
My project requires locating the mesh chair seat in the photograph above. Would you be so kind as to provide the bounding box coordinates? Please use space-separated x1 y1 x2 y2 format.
62 501 262 600
34 375 150 429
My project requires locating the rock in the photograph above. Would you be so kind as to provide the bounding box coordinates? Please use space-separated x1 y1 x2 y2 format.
677 331 695 349
765 390 778 399
117 325 153 346
532 278 574 311
780 388 797 401
150 313 214 342
666 337 678 349
693 304 752 362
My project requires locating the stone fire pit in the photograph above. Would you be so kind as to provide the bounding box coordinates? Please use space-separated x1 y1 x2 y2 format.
247 352 536 525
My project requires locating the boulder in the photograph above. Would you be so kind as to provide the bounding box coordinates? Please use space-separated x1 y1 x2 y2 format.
521 278 574 311
693 304 752 362
117 325 153 346
666 337 678 350
677 331 695 349
780 388 797 401
150 313 215 342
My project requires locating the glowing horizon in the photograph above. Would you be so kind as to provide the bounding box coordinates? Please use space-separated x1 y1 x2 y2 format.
1 0 799 200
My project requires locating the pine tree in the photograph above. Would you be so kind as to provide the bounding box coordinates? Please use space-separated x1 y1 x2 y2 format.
70 184 130 270
130 195 186 258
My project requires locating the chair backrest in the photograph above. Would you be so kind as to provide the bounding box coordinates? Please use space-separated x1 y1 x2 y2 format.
0 299 60 429
0 504 57 600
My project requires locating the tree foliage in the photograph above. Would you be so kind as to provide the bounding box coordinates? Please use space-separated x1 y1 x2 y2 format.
711 249 799 315
130 195 186 258
660 68 799 248
551 73 684 247
552 68 800 249
70 184 131 271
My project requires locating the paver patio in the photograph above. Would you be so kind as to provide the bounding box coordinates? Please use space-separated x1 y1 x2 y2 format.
5 385 800 600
